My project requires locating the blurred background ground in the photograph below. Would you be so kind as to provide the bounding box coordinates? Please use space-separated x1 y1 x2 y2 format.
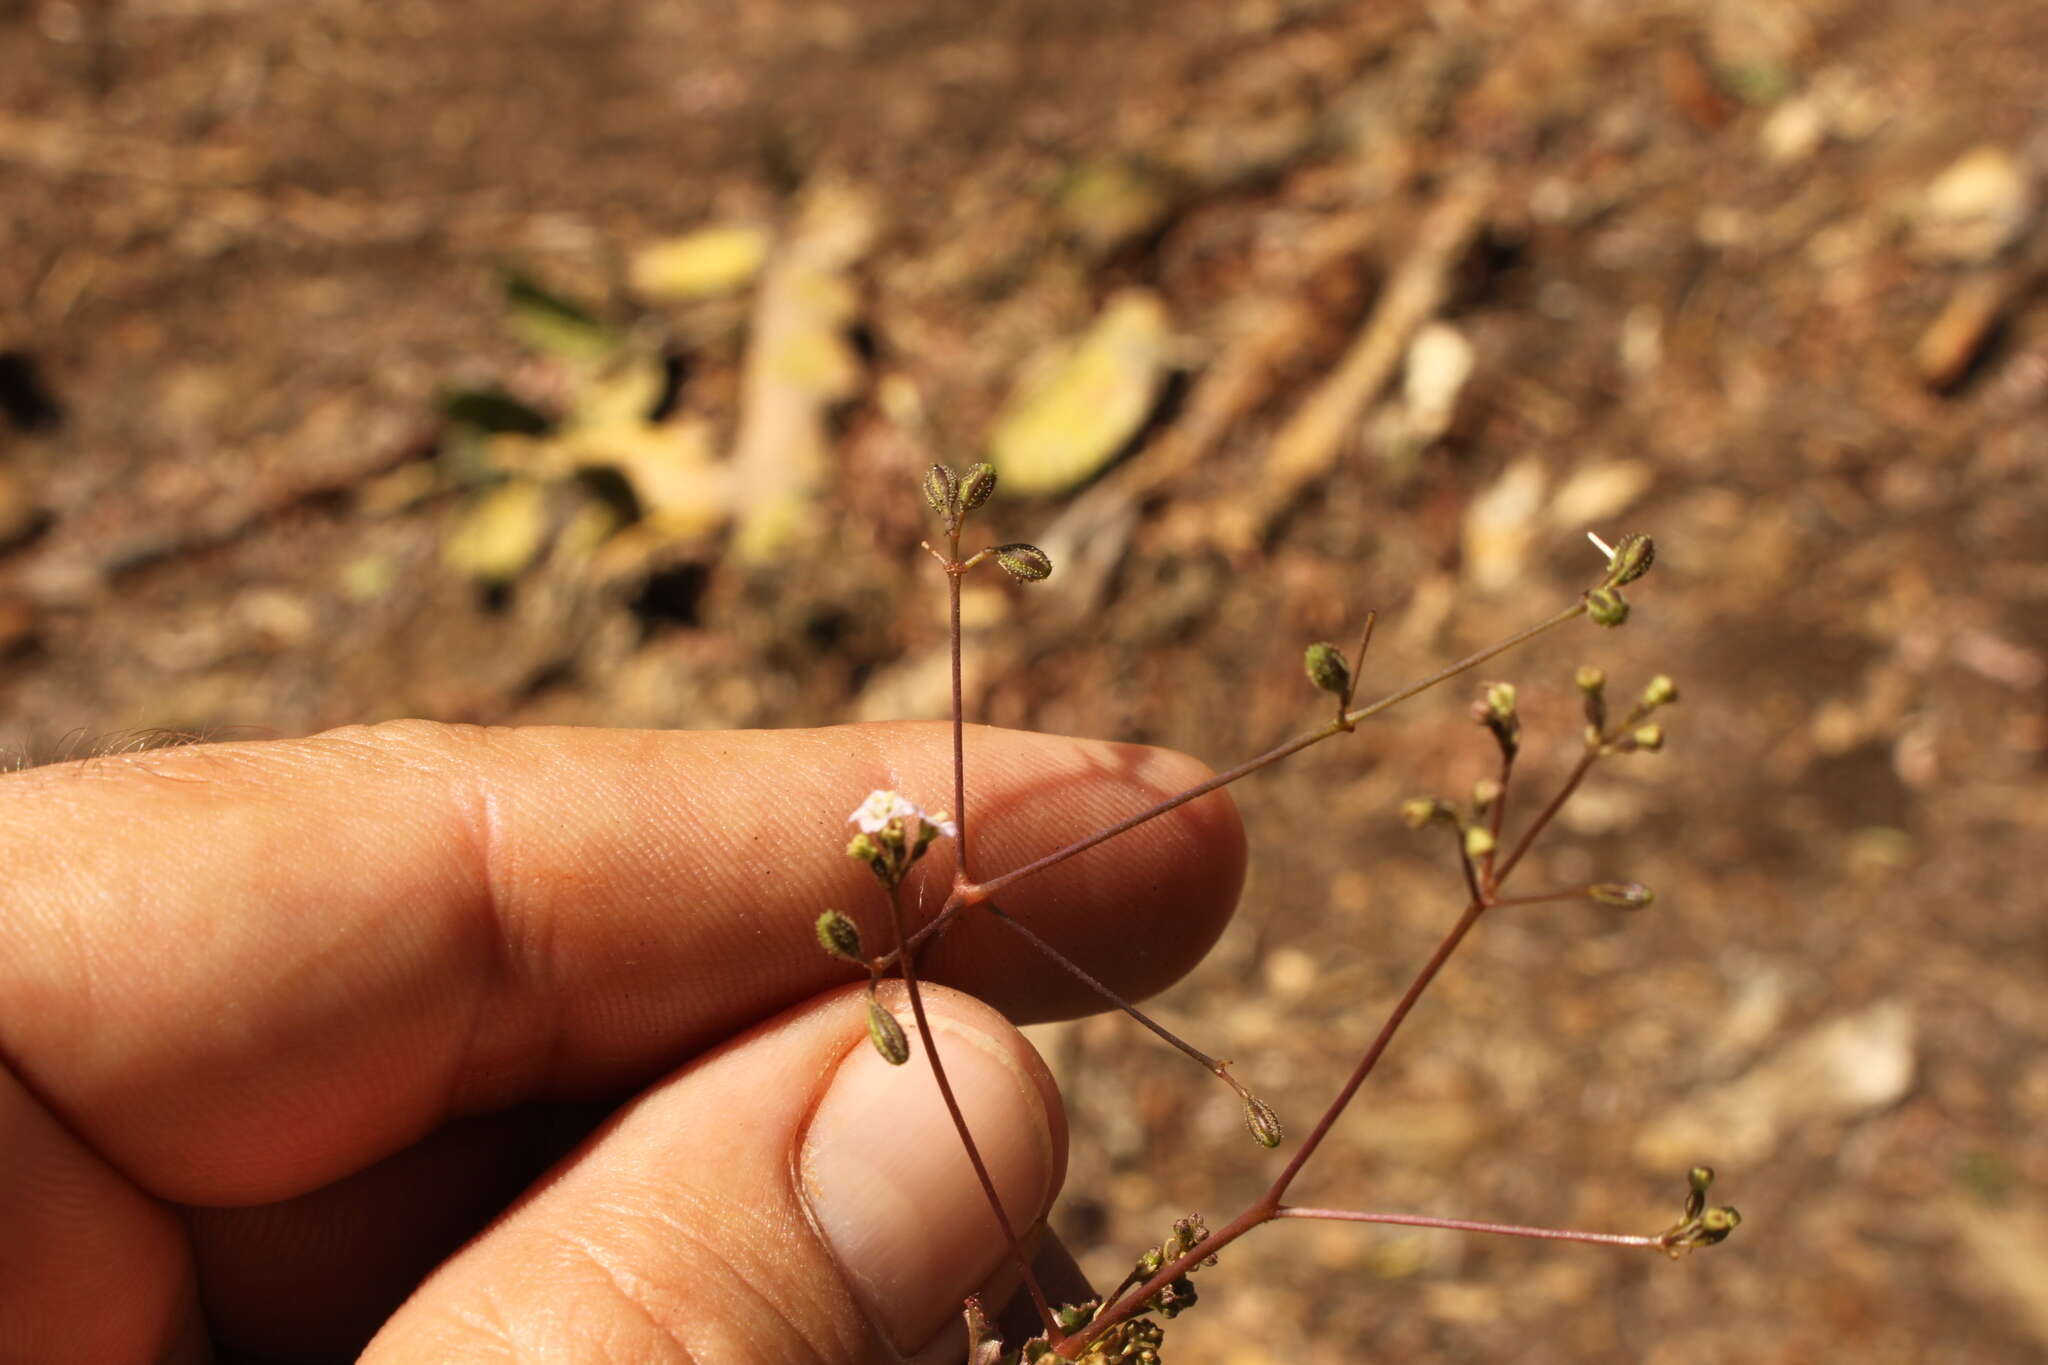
4 0 2047 1360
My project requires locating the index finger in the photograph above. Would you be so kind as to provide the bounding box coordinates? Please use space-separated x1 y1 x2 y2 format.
0 719 1243 1204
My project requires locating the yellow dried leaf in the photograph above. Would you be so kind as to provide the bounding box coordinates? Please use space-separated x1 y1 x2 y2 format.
629 225 771 302
989 290 1171 497
443 479 549 583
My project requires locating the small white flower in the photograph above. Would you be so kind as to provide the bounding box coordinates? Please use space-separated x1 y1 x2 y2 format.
851 789 919 833
848 789 956 839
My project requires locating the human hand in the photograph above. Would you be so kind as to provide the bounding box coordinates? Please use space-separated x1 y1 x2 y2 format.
0 720 1243 1363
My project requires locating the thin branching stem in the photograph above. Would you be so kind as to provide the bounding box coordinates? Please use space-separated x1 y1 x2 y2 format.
1266 896 1487 1200
969 602 1588 909
981 900 1229 1074
1496 749 1596 884
1457 831 1486 906
1335 610 1377 720
1489 888 1599 909
1273 1206 1664 1249
949 532 970 877
1061 709 1663 1355
908 536 1641 1357
1481 744 1515 895
881 880 1059 1340
1063 894 1493 1356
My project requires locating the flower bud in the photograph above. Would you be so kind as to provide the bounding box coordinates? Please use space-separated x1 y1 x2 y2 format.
1576 664 1608 731
1150 1278 1198 1318
993 543 1053 582
866 993 911 1065
1700 1206 1741 1235
1243 1094 1284 1149
1463 825 1497 859
1660 1163 1740 1255
1631 723 1664 752
1643 674 1678 708
1304 642 1352 698
1602 532 1655 586
1585 586 1630 627
1686 1165 1715 1219
1588 882 1655 909
1401 796 1451 829
815 909 865 962
923 464 959 520
1474 682 1520 757
912 812 952 859
959 462 998 511
1472 778 1503 813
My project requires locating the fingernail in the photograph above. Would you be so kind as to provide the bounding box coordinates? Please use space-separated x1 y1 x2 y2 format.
801 1006 1055 1354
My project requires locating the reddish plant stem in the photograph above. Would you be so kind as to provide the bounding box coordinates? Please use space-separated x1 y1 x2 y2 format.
1273 1206 1664 1249
882 881 1058 1340
981 900 1228 1074
971 602 1587 909
1481 744 1515 895
1456 832 1485 907
1264 896 1487 1200
1335 610 1378 718
949 533 970 878
1489 888 1598 909
1062 739 1644 1354
969 724 1335 908
911 553 1602 1355
1062 894 1492 1356
1496 750 1596 884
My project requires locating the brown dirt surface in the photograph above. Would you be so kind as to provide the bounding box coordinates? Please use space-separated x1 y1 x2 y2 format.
6 0 2048 1361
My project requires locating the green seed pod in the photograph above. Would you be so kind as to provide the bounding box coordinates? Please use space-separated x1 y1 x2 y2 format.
815 909 865 962
866 993 911 1065
1585 586 1630 628
1643 674 1679 708
1588 882 1655 909
993 543 1053 582
959 462 998 511
1603 532 1655 586
1243 1094 1284 1149
923 463 959 520
1303 641 1352 697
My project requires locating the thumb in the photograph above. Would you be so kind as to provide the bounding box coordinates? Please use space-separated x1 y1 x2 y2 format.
365 982 1066 1364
